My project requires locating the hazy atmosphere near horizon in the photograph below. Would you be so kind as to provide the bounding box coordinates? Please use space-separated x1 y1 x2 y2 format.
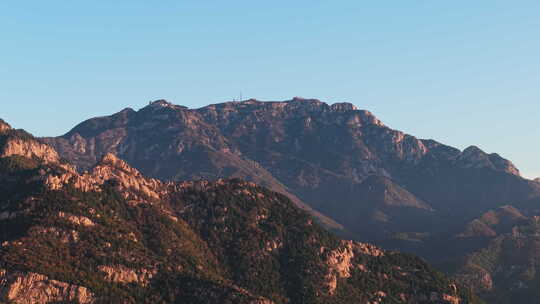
2 1 539 178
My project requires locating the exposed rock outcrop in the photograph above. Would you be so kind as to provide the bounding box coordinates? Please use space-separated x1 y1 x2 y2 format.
58 212 95 227
1 138 60 164
324 240 386 294
325 241 355 295
45 153 165 202
98 265 156 286
0 269 94 304
454 145 520 176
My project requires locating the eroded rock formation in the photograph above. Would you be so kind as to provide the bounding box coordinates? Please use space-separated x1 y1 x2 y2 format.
0 269 94 304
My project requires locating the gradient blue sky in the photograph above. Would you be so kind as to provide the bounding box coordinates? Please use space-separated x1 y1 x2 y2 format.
1 1 539 178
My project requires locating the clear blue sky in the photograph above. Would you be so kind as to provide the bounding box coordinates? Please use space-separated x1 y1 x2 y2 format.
1 1 539 178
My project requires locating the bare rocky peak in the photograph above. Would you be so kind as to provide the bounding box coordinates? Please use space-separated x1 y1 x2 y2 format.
454 145 520 176
91 153 164 193
89 153 165 198
535 178 540 183
45 152 165 202
455 146 493 167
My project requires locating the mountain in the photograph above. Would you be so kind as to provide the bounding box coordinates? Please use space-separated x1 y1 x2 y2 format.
44 101 344 232
43 98 540 247
0 120 479 303
40 98 540 302
444 196 540 303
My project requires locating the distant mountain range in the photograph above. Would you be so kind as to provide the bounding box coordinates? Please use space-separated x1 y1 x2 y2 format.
39 98 540 302
0 117 478 303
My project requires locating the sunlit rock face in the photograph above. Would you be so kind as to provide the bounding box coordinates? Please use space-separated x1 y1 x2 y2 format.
0 124 61 164
0 269 95 304
1 138 60 163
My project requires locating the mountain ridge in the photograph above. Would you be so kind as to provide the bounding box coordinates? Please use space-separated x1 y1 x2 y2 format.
43 98 538 238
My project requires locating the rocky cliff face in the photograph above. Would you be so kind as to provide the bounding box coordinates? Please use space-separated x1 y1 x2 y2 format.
0 120 478 304
44 152 166 202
